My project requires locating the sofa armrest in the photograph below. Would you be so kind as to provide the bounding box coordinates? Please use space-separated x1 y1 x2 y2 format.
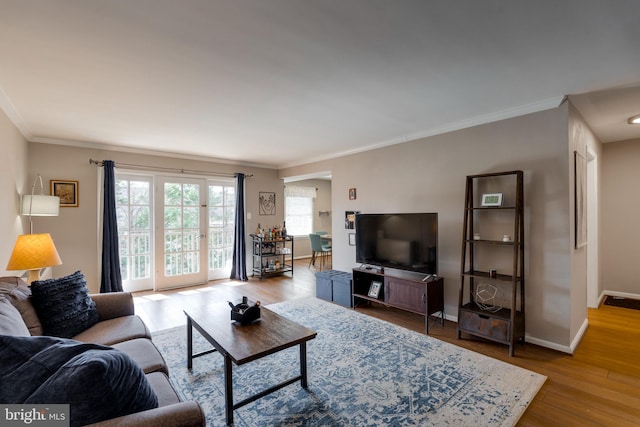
86 401 205 427
90 292 135 320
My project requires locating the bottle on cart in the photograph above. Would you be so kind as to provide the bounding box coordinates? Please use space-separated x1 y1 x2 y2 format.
282 221 287 237
256 223 262 236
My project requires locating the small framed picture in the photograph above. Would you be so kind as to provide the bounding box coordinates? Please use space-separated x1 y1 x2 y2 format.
348 233 356 246
481 193 503 207
349 188 357 200
368 281 382 298
50 180 79 207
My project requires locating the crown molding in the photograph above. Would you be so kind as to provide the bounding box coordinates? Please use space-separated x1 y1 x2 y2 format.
29 136 277 170
278 96 565 169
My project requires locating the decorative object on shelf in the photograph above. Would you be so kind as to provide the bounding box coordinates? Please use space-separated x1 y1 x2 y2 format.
503 234 512 242
480 192 503 207
349 233 356 246
489 268 497 278
259 192 276 215
475 283 502 313
345 211 359 229
368 281 382 298
50 179 78 207
473 233 481 240
348 188 357 200
574 149 587 248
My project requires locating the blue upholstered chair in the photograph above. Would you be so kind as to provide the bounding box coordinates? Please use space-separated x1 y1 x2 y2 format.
309 233 331 271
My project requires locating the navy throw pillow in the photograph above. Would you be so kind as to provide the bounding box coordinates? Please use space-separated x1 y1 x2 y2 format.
0 335 158 427
30 271 100 338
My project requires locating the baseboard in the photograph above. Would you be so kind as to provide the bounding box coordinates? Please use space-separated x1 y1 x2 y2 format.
524 335 573 354
600 290 640 305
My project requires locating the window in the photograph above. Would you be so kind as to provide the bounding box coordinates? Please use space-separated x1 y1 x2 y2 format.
285 186 316 236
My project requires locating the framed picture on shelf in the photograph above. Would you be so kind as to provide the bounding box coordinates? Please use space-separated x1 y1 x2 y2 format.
368 281 382 298
481 193 503 207
50 180 79 207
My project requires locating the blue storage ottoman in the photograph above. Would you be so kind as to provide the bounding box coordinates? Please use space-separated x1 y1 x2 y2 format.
315 270 339 302
332 272 353 308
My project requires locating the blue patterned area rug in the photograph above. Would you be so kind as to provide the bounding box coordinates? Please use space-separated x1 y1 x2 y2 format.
152 297 545 426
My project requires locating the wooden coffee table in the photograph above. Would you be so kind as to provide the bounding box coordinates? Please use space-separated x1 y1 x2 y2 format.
184 304 317 425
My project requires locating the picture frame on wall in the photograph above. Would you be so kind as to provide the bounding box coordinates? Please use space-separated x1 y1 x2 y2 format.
259 192 276 215
345 211 359 229
348 233 356 246
50 180 79 207
348 188 357 200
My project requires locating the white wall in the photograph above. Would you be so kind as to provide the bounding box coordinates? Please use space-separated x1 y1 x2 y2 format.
567 103 602 348
28 142 285 292
0 108 28 276
282 105 578 350
601 138 640 297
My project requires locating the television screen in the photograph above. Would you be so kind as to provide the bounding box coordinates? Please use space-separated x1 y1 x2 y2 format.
355 213 437 274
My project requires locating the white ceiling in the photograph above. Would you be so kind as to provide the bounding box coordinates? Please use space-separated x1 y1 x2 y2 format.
1 0 639 169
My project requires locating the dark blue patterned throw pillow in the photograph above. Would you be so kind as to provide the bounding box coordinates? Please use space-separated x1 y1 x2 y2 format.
30 271 100 338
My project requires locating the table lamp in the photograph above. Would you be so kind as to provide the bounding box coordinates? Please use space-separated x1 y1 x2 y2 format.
6 233 63 284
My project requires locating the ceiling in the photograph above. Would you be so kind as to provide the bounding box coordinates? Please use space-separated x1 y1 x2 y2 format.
1 1 639 169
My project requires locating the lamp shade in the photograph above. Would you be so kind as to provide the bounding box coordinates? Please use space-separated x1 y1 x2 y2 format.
21 195 60 216
6 233 63 271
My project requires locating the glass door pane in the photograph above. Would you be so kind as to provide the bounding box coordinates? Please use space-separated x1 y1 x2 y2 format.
208 180 236 280
156 177 207 289
116 175 153 292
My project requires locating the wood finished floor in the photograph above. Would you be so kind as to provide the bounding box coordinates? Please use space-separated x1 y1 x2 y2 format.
134 258 640 426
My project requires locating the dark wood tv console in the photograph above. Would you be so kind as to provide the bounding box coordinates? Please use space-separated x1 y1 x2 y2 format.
352 267 445 334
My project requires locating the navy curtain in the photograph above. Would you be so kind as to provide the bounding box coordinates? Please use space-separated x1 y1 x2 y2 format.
230 173 248 281
100 160 123 293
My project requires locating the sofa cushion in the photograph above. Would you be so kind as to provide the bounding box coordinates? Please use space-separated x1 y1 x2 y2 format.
31 271 100 338
112 338 169 375
0 276 42 335
73 315 151 345
0 335 158 426
0 296 30 336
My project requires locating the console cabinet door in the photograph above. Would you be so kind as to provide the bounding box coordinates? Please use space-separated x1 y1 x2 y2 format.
384 277 426 314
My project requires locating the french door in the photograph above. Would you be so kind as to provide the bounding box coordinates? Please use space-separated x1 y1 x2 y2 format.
117 173 236 292
155 177 208 290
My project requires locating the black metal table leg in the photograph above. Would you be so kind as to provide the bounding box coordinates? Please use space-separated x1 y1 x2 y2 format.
225 355 233 425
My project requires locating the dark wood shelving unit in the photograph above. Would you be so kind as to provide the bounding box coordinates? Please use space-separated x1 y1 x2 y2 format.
457 170 525 356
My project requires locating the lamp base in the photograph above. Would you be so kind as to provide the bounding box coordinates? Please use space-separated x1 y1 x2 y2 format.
26 269 42 285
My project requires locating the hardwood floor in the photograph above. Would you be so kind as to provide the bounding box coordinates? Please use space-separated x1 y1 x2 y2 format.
134 258 640 426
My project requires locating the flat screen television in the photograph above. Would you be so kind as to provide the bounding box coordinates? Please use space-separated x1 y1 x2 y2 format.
355 213 437 275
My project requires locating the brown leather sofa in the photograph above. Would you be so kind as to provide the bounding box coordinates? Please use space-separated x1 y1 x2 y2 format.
0 277 205 427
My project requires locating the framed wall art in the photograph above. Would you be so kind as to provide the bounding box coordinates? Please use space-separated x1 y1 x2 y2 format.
51 180 79 207
574 150 587 248
259 192 276 215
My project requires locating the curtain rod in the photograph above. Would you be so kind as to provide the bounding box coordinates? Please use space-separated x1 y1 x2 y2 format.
89 158 252 178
